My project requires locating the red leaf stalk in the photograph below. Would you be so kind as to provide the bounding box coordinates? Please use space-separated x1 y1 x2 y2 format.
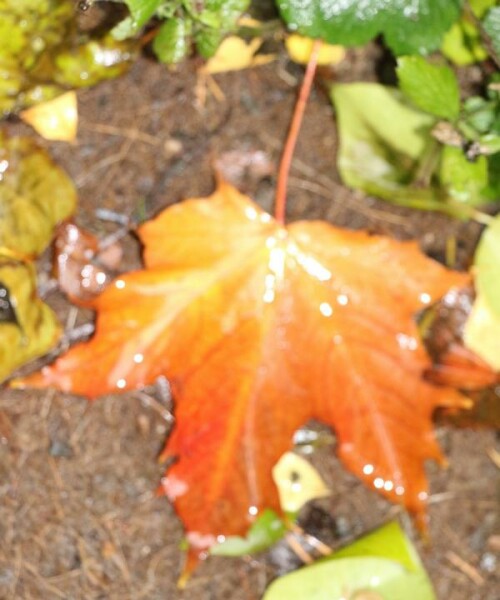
274 39 322 224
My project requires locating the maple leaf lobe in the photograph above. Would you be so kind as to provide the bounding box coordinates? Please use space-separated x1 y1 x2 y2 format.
14 180 469 559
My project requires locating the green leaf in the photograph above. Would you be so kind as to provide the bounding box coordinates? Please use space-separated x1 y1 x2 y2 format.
483 7 500 57
330 83 448 211
331 521 426 574
472 213 500 315
439 146 488 205
397 56 460 121
277 0 463 55
464 291 500 370
263 522 436 600
464 213 500 370
210 510 286 556
0 133 76 256
195 28 224 59
441 19 488 66
470 0 497 18
0 259 60 383
121 0 164 28
152 18 190 64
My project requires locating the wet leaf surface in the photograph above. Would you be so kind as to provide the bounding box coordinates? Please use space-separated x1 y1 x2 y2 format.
0 132 76 256
0 258 60 383
277 0 462 56
0 0 136 116
15 180 470 566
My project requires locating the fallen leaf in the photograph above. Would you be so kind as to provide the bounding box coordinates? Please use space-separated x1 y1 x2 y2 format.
20 91 78 142
205 36 275 74
0 132 76 256
14 180 468 565
0 257 60 383
463 213 500 370
272 452 330 514
464 293 500 371
286 34 345 66
263 521 436 600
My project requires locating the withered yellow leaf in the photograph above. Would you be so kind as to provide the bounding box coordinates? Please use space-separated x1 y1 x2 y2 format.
206 36 275 74
273 452 330 513
286 34 345 66
20 92 78 142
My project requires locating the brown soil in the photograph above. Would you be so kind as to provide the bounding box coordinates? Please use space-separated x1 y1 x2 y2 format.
0 38 499 600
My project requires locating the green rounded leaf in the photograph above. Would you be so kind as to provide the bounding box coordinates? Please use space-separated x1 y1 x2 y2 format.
0 133 76 256
483 7 500 57
0 259 60 383
277 0 463 56
439 146 488 206
153 19 190 64
397 56 460 121
263 522 436 600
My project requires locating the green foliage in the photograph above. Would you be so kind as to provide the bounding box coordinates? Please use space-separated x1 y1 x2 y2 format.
441 0 496 65
332 52 500 218
483 6 500 57
263 522 436 600
277 0 463 56
396 57 460 121
210 509 286 556
331 83 449 212
114 0 250 63
439 146 488 206
0 0 137 117
153 18 190 63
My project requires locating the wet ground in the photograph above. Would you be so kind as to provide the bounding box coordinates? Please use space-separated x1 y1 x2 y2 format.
0 38 499 600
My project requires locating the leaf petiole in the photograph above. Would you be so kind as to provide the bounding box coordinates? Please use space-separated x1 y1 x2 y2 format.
275 39 321 224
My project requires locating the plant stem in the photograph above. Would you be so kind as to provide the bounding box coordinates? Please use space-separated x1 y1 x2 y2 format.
274 39 321 224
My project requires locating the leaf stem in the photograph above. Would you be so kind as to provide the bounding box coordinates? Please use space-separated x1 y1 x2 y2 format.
274 39 321 224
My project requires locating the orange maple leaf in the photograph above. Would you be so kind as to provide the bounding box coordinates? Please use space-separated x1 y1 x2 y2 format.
15 180 469 559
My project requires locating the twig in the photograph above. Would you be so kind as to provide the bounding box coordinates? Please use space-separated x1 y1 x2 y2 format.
290 524 332 556
285 533 314 564
275 39 321 224
445 551 485 586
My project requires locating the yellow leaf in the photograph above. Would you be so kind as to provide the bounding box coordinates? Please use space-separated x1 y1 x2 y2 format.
286 34 346 66
463 292 500 370
205 36 275 74
20 92 78 142
272 452 330 513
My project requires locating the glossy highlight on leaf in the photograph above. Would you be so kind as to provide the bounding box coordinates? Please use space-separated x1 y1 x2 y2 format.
15 180 468 562
277 0 463 56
